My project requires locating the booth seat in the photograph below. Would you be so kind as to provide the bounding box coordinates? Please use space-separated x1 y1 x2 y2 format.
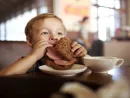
0 41 31 69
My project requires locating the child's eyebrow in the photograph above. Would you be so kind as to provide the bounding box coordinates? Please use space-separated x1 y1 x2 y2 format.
32 27 48 34
39 27 65 31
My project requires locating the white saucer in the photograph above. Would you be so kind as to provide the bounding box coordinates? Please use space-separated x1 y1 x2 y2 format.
39 64 87 76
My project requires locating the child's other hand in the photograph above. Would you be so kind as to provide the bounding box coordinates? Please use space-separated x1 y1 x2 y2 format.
71 41 87 57
31 40 53 60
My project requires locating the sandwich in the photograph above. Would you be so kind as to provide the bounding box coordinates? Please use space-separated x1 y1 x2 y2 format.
43 37 77 70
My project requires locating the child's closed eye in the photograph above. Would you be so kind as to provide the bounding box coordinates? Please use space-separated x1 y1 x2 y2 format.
41 32 49 35
57 32 64 35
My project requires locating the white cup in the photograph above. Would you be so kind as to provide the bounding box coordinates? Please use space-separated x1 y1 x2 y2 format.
82 56 124 73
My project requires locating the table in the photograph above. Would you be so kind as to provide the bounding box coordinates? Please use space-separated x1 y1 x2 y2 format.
0 66 129 98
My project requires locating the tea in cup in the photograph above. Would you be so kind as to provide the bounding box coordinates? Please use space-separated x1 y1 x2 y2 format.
82 56 124 73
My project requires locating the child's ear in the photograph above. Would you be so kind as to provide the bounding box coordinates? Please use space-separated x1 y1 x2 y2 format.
26 37 32 47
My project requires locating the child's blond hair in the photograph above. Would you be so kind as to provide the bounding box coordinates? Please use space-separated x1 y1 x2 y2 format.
25 13 65 41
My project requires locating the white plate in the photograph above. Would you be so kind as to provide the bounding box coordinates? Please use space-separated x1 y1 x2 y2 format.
39 64 87 76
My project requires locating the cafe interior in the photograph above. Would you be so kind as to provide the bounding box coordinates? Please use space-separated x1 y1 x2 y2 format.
0 0 130 98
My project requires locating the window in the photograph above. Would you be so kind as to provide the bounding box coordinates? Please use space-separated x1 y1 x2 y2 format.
39 6 48 13
91 0 97 4
91 0 125 41
98 7 114 18
114 10 120 29
115 0 120 9
98 0 115 7
0 9 37 41
0 23 6 40
0 0 50 41
98 16 115 40
91 6 98 18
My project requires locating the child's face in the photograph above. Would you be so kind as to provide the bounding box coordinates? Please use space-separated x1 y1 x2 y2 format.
30 18 65 45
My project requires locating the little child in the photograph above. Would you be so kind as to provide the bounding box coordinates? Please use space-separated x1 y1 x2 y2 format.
0 13 87 76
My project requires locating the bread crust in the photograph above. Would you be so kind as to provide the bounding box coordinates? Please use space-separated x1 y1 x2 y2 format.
44 37 76 70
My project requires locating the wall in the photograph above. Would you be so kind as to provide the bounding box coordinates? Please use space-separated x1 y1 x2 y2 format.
127 0 130 26
104 41 130 66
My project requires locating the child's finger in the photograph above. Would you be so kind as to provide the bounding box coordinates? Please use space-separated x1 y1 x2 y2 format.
43 44 53 49
33 40 46 48
41 44 53 55
33 41 50 48
71 44 81 52
34 40 46 45
74 47 84 56
71 41 78 47
77 50 87 57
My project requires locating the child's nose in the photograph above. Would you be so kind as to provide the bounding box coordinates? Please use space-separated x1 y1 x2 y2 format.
49 36 58 44
49 35 58 41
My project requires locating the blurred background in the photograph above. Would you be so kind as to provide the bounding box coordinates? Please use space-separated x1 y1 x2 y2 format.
0 0 130 68
0 0 129 41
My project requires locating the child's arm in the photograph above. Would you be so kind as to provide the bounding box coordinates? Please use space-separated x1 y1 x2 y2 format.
0 40 52 76
0 54 37 76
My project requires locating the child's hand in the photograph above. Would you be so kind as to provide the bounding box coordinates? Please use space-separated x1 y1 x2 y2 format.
31 40 53 60
71 41 87 57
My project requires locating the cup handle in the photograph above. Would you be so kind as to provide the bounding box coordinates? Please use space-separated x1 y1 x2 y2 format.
114 58 124 67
